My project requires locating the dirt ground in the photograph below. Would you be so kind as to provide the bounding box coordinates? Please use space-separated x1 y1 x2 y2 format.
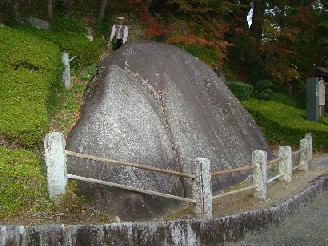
162 152 328 221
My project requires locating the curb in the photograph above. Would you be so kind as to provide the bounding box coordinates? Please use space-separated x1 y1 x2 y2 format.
1 175 327 246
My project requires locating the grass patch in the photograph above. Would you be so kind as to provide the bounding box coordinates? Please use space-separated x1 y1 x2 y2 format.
243 98 328 151
0 24 62 147
0 146 110 224
0 147 47 217
270 93 306 109
20 27 104 69
48 65 95 137
182 44 221 67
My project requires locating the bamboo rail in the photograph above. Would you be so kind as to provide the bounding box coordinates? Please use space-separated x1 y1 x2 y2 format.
292 149 302 156
65 150 195 179
211 165 254 176
267 156 284 166
212 185 255 200
292 165 300 171
267 173 284 183
67 174 196 203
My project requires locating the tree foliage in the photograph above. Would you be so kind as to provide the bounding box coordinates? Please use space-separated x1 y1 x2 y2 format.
0 0 326 94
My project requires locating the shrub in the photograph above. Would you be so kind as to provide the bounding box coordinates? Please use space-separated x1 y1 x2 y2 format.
0 25 62 147
243 98 328 151
270 93 306 109
20 27 104 69
227 82 253 101
252 79 273 100
0 147 47 217
51 16 86 34
184 44 221 67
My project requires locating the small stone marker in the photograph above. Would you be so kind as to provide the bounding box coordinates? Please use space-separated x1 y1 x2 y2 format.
86 27 93 41
62 52 73 89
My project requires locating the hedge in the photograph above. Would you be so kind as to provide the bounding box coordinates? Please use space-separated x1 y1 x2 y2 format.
21 27 104 69
0 25 61 147
270 92 306 109
0 147 47 218
227 82 253 101
252 80 273 100
242 98 328 151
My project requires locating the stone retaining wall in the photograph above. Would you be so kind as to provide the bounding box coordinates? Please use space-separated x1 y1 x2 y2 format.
1 175 327 246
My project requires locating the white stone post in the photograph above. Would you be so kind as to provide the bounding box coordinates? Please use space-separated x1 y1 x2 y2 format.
86 27 93 41
62 52 72 90
191 158 212 219
252 150 267 200
299 139 309 171
44 132 67 201
278 146 292 182
305 133 313 160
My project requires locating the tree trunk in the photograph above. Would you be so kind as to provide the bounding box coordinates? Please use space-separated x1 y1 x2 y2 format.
247 0 266 80
48 0 53 20
98 0 108 22
250 0 266 41
12 0 23 19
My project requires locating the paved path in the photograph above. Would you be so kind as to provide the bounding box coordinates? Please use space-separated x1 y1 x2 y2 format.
237 157 328 246
237 190 328 245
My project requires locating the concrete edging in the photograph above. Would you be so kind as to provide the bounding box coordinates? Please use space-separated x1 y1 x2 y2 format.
1 175 327 246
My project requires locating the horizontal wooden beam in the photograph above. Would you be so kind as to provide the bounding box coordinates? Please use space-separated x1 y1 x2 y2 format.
211 165 254 176
267 156 285 167
267 173 284 183
212 185 254 200
67 174 196 204
65 150 195 179
292 149 302 156
292 165 300 171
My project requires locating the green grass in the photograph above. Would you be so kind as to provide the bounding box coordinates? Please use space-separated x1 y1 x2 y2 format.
178 43 222 67
20 27 105 69
0 24 62 147
48 65 95 137
270 92 306 109
243 98 328 151
0 147 47 217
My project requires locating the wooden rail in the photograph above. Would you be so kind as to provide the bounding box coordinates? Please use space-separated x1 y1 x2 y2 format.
292 149 302 156
267 156 284 167
65 150 195 179
212 185 255 200
67 174 196 203
211 165 254 176
292 165 300 171
267 173 284 183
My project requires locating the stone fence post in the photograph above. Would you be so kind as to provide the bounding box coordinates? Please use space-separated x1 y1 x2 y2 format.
299 139 309 171
191 158 212 219
305 133 312 160
278 146 292 182
252 150 267 200
44 132 67 201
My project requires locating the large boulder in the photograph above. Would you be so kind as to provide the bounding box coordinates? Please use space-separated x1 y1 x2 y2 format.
66 40 272 220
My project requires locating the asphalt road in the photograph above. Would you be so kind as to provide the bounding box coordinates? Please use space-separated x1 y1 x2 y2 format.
237 157 328 246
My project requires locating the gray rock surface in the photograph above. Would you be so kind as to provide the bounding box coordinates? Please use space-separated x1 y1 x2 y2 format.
66 40 272 220
27 17 49 29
